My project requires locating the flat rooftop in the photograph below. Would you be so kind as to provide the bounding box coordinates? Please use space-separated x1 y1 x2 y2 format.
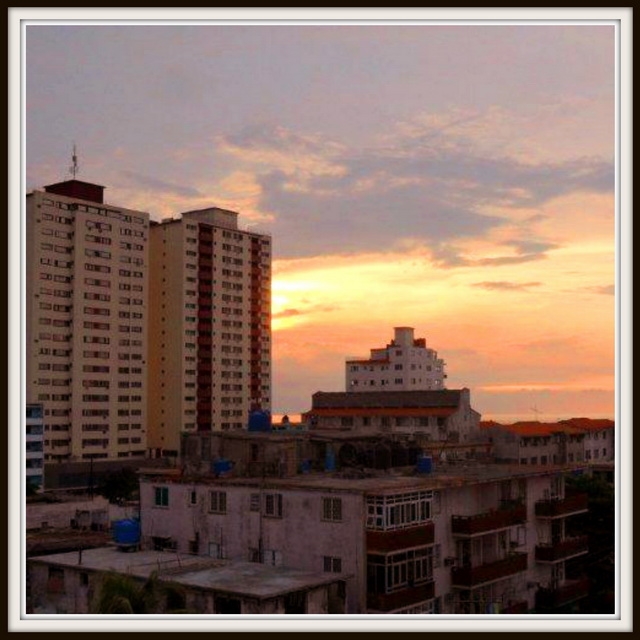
29 547 346 599
139 461 591 494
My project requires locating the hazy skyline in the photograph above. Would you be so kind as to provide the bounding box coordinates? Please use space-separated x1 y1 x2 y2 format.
25 22 617 421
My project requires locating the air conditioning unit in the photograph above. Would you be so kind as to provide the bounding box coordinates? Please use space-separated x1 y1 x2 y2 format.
444 557 456 567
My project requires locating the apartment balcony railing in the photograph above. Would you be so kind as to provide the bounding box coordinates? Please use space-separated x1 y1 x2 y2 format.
366 522 435 553
367 581 435 613
535 493 588 518
535 535 589 563
535 577 590 611
451 503 527 536
451 552 528 588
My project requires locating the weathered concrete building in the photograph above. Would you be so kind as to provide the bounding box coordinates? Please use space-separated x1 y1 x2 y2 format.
136 462 590 614
28 547 346 614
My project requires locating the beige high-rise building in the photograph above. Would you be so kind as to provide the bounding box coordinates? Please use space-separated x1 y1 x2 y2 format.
147 207 271 456
26 179 150 463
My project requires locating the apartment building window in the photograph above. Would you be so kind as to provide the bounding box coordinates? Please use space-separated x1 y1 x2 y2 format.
366 491 432 531
323 556 342 573
322 497 343 522
367 545 434 595
263 493 283 518
209 491 227 514
154 487 169 508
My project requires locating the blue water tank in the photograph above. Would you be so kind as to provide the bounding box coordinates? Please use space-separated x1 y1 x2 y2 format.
248 410 272 432
113 518 140 546
325 447 336 471
212 458 233 476
416 455 433 474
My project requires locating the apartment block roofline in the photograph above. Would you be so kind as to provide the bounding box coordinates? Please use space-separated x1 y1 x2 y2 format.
138 460 588 494
310 389 466 409
43 178 106 204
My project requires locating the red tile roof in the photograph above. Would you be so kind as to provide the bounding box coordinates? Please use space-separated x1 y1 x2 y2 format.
480 418 613 437
304 407 457 418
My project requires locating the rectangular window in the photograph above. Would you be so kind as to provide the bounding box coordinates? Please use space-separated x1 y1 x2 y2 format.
366 491 432 531
322 497 343 522
154 486 169 508
263 493 283 518
323 556 342 573
209 491 227 514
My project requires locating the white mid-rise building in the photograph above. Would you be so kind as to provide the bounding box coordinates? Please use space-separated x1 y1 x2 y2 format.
346 327 446 392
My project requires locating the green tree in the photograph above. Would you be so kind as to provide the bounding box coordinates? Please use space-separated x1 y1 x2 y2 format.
97 467 139 504
565 473 615 613
91 571 191 614
91 571 159 614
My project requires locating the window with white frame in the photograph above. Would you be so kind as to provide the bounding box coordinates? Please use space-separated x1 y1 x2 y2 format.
366 491 433 531
367 545 435 595
322 496 342 522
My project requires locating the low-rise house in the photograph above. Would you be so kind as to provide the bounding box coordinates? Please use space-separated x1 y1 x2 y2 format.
481 419 614 467
303 389 482 444
28 547 347 615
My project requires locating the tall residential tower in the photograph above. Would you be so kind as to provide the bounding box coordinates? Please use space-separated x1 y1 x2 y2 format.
26 180 150 463
147 207 271 456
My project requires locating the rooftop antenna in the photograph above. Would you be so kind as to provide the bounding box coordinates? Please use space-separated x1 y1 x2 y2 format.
531 404 542 421
69 143 79 179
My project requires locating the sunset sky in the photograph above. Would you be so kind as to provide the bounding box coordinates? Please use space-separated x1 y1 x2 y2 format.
24 19 618 422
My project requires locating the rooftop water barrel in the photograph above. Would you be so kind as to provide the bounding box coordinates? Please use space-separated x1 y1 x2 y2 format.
113 518 140 547
212 458 233 476
416 455 433 474
248 410 272 432
325 447 336 471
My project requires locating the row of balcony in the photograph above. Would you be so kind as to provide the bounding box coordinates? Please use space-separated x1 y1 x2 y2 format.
451 494 588 536
451 552 528 588
451 503 526 535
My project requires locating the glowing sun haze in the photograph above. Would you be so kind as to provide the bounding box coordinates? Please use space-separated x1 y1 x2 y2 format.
25 23 615 422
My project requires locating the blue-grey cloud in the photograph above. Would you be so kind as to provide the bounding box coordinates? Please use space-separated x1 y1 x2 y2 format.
429 244 549 269
222 124 613 260
120 170 203 198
